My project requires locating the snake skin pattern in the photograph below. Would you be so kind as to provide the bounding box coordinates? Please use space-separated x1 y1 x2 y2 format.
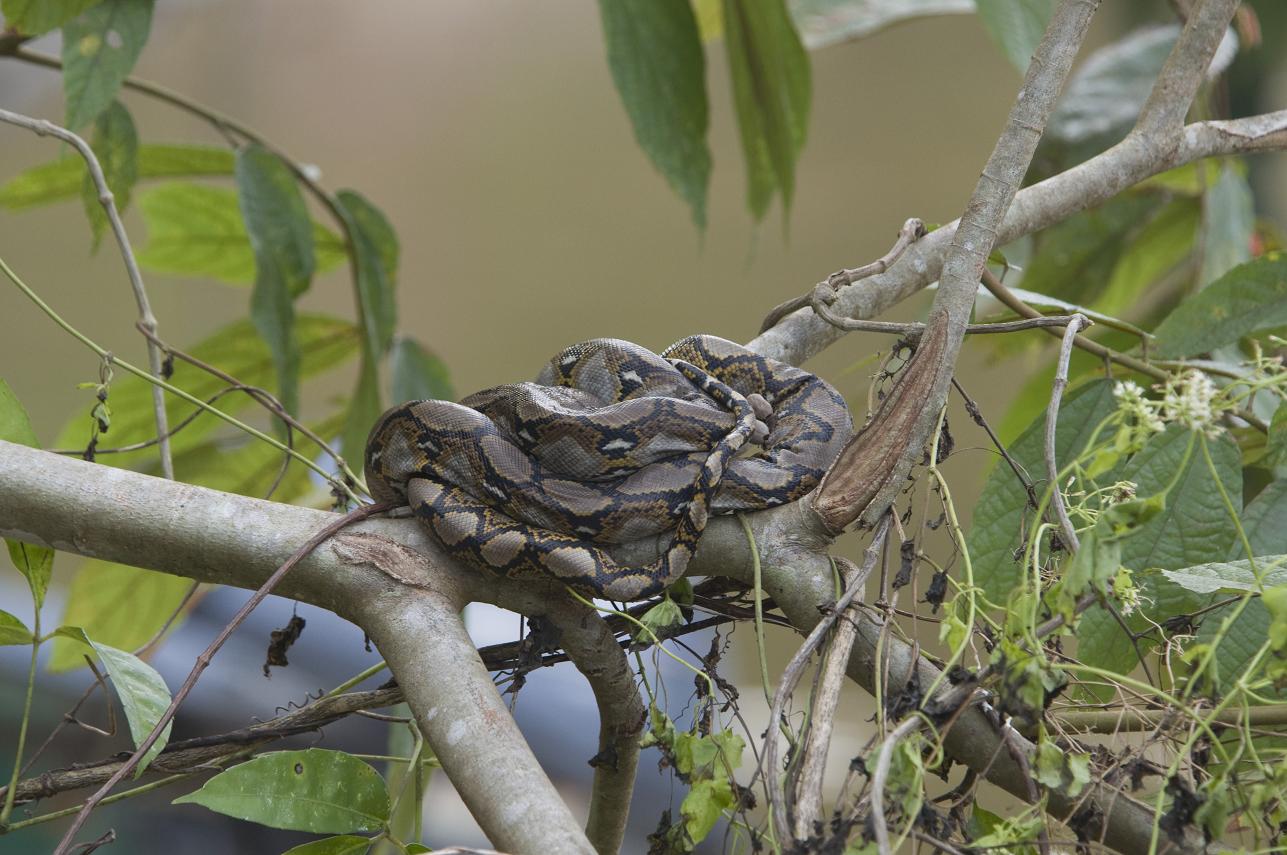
365 335 853 600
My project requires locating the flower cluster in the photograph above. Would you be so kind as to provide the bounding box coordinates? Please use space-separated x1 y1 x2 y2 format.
1160 369 1222 437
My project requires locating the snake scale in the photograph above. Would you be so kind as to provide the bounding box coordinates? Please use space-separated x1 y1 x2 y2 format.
365 335 853 600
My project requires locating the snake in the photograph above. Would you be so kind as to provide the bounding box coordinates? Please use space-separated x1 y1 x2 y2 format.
364 335 853 601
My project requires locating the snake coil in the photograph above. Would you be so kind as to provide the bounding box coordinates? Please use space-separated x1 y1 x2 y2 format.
365 335 852 600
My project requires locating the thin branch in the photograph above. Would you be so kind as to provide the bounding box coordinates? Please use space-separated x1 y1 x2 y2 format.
1134 0 1240 140
868 716 920 854
762 517 888 846
1045 314 1090 552
0 107 173 479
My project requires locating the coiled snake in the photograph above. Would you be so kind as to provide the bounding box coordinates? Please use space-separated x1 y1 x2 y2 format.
365 335 852 600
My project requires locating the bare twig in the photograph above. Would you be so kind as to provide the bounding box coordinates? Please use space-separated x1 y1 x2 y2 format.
1044 314 1090 553
868 716 920 854
762 517 888 845
759 218 927 332
0 108 173 479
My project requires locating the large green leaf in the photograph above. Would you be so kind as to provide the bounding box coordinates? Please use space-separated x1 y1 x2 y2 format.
599 0 711 227
968 379 1117 603
722 0 810 220
1153 254 1287 358
0 610 33 646
81 99 139 248
1199 163 1254 287
1077 429 1241 674
786 0 972 50
237 146 316 416
1197 480 1287 694
1162 556 1287 595
1 0 99 34
1017 192 1163 305
135 183 344 284
0 144 235 210
389 338 455 403
55 626 173 773
975 0 1056 73
61 0 155 130
1 379 53 608
174 749 390 833
48 560 193 672
53 314 359 470
1097 197 1199 318
280 837 373 855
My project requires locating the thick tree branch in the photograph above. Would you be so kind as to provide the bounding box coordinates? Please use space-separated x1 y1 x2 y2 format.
0 442 1204 853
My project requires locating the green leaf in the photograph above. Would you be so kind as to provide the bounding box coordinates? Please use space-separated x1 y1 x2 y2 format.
722 0 810 220
1078 429 1241 674
56 626 173 774
53 314 359 470
681 776 734 843
1 379 54 608
968 379 1117 602
0 144 235 210
333 190 398 464
172 413 343 502
135 182 344 284
48 560 193 672
0 610 33 646
61 0 155 130
1035 741 1089 796
635 596 684 642
6 541 53 611
334 190 399 344
237 145 316 416
389 338 454 403
1199 162 1254 287
1097 197 1200 318
279 835 372 855
1018 192 1163 306
1 0 99 35
1161 556 1287 595
174 749 390 833
0 378 39 447
1152 253 1287 358
598 0 711 227
975 0 1057 73
786 0 973 50
81 99 139 248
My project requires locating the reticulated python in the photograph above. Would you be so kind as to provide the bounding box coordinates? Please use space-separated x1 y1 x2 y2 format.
365 335 853 601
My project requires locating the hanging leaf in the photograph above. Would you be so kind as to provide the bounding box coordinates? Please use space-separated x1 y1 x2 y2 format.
975 0 1057 73
48 560 194 672
1161 555 1287 595
1152 253 1287 358
61 0 155 130
1 379 53 608
599 0 711 227
134 182 345 284
1198 163 1255 287
786 0 973 50
81 99 139 249
0 0 100 35
280 837 374 855
55 626 173 774
236 145 316 416
722 0 811 221
174 749 390 833
0 144 235 210
389 337 455 403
